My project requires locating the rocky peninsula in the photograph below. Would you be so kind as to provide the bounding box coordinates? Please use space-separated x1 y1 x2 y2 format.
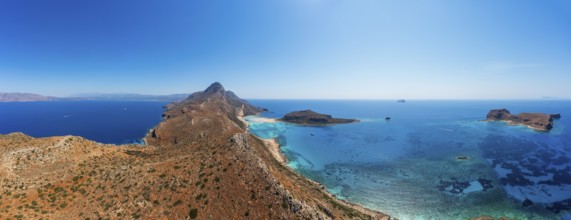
485 108 561 131
280 110 358 125
0 82 387 219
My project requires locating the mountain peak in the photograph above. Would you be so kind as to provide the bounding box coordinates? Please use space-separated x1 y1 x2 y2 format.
204 82 225 93
179 82 266 116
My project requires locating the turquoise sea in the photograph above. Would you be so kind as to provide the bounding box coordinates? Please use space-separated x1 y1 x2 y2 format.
246 100 571 219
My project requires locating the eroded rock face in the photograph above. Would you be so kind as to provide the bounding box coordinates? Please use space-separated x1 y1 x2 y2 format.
147 82 267 145
183 82 266 116
280 110 358 125
486 109 512 121
485 109 560 131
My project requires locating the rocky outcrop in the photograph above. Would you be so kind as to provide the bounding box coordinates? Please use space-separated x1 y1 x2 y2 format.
485 109 561 131
182 82 267 116
280 110 358 125
148 82 267 145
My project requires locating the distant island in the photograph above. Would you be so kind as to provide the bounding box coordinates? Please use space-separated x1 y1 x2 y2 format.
279 109 358 125
75 93 191 102
0 92 190 102
0 93 59 102
397 99 406 103
485 109 561 131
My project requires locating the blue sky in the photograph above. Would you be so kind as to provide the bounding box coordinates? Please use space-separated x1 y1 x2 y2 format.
1 0 570 99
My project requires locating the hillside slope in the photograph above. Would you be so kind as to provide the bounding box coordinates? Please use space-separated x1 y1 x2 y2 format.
0 83 389 219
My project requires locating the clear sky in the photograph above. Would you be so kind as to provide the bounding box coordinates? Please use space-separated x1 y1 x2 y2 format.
1 0 570 99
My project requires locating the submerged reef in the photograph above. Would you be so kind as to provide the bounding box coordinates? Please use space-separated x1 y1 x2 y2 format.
480 134 571 213
436 178 494 194
436 180 471 194
547 198 571 213
485 108 560 131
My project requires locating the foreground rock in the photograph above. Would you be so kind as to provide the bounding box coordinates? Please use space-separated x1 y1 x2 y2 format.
0 82 388 219
280 110 358 125
485 109 560 131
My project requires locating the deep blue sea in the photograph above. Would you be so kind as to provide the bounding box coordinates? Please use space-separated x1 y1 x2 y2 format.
246 100 571 220
0 101 167 144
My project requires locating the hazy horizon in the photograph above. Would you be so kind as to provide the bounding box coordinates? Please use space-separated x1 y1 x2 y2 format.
4 89 571 101
1 0 570 99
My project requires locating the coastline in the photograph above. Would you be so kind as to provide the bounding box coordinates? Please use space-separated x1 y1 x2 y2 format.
242 115 285 164
241 114 390 219
244 115 278 123
262 138 287 164
483 119 550 131
242 115 286 163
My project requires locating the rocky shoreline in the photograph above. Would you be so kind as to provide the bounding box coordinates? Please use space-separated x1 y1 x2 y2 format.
485 108 561 131
279 109 358 125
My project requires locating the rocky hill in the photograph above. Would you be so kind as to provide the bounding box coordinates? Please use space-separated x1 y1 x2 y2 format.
0 83 388 219
280 110 358 125
485 109 560 131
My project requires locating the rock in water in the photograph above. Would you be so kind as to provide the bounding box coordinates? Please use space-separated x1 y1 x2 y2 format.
485 108 560 131
522 198 534 207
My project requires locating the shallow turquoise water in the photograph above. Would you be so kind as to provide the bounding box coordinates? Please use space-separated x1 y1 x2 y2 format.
246 100 571 219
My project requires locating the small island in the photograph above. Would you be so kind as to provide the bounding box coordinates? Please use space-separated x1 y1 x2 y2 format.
456 155 470 160
280 109 358 125
485 109 561 131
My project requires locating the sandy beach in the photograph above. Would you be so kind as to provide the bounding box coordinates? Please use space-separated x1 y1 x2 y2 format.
262 138 286 164
244 116 278 123
241 115 285 163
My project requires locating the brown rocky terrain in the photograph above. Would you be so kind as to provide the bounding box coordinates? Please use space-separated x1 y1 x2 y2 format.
485 108 560 131
0 83 389 220
280 110 358 125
